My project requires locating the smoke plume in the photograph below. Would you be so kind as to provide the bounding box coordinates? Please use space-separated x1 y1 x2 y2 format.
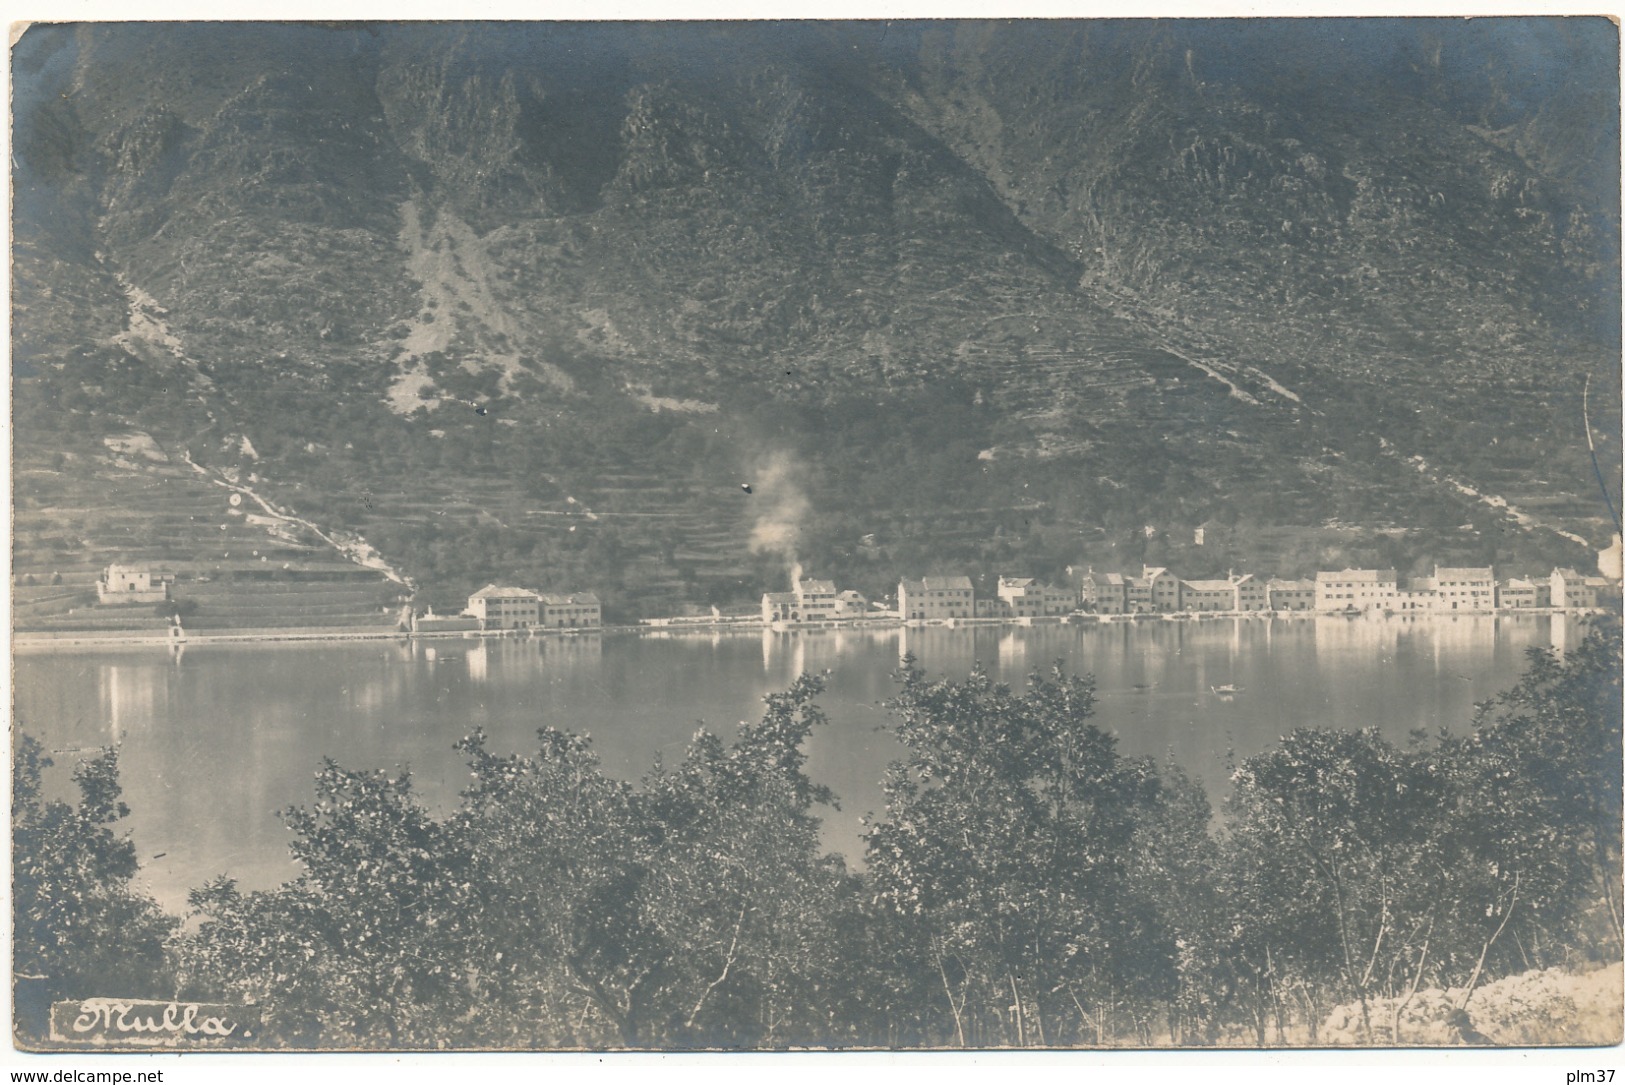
746 450 810 575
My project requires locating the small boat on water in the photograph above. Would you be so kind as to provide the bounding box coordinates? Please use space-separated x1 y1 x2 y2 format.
1211 684 1242 696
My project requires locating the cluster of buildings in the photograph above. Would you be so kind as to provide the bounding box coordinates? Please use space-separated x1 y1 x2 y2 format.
757 562 1614 628
761 577 877 624
1081 564 1615 616
415 583 603 632
90 557 1616 637
761 573 1084 625
896 575 1075 621
1071 564 1614 617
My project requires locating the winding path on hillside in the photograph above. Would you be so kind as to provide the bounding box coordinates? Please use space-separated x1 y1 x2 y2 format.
180 450 415 589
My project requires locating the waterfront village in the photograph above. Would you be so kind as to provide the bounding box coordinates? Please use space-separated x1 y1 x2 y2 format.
84 560 1617 639
424 562 1614 634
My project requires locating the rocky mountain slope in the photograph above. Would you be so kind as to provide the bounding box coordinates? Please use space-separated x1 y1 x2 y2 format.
12 20 1620 620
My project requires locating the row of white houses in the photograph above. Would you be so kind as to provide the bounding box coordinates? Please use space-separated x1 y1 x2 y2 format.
896 576 1078 621
1078 564 1613 615
766 574 1079 624
893 565 1616 621
765 563 1615 627
448 564 1615 633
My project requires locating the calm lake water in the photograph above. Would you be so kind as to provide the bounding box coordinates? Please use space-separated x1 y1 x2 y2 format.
13 614 1571 912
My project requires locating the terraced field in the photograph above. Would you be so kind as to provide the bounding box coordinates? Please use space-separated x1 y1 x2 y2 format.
13 452 399 633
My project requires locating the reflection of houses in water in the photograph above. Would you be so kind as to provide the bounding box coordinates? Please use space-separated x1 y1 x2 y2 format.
1546 610 1610 656
347 663 394 712
1551 611 1569 656
101 664 166 740
780 628 852 677
895 625 979 679
759 628 888 675
1091 620 1142 687
461 635 603 684
1129 623 1183 686
1011 624 1080 677
1542 609 1612 657
1223 616 1241 660
1312 612 1504 676
997 630 1026 676
1427 616 1496 674
466 642 489 683
539 633 602 673
1083 617 1174 694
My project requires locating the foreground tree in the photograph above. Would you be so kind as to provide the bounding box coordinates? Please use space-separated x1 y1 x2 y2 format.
1222 727 1446 1043
12 736 178 1036
1126 757 1230 1045
864 661 1211 1046
631 677 869 1047
449 727 653 1047
183 764 478 1047
453 674 871 1048
181 675 867 1048
1434 619 1624 986
1221 618 1624 1043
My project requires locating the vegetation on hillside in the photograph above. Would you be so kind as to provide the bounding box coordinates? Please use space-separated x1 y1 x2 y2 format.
11 21 1619 619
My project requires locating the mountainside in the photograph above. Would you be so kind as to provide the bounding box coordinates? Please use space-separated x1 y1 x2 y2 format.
12 20 1621 620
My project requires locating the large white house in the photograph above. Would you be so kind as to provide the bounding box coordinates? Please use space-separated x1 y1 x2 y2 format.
1430 566 1497 611
898 576 975 621
995 576 1075 617
97 563 175 605
467 585 602 629
539 592 602 629
466 585 541 629
1315 568 1399 612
